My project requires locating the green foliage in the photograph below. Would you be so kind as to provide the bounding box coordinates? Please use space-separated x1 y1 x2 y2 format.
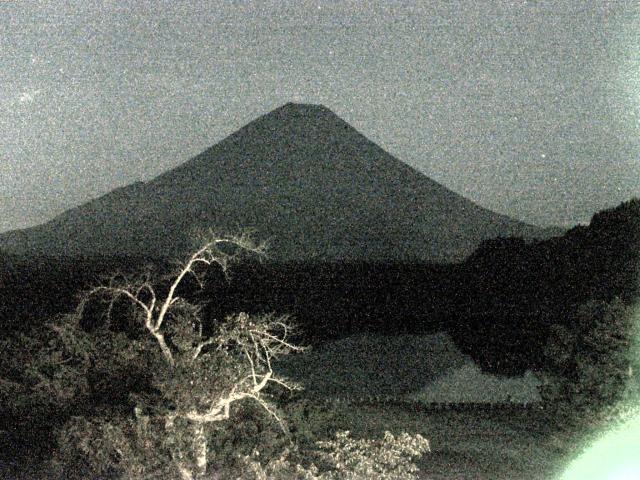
201 399 293 474
539 296 634 424
281 396 350 447
47 311 301 478
51 394 367 479
0 321 97 418
0 331 49 416
51 412 187 479
238 430 430 480
313 430 430 479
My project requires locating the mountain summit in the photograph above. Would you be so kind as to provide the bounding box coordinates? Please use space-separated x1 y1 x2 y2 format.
0 103 557 262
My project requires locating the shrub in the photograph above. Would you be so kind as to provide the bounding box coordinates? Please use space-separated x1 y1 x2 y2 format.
238 430 430 480
539 297 634 426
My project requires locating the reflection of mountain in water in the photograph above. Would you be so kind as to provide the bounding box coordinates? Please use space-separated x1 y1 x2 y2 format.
275 332 541 403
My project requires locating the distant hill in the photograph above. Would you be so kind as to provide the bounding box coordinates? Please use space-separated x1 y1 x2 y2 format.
0 103 561 263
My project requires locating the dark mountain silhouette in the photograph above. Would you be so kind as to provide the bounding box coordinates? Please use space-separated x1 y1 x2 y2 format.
0 103 561 262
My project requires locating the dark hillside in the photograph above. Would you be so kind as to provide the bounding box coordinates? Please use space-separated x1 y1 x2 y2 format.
450 198 640 374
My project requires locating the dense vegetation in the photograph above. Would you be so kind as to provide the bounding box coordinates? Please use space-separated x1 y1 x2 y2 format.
3 199 638 372
0 198 638 477
1 232 430 479
455 197 640 375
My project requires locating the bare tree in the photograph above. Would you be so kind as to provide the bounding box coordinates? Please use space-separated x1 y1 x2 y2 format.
21 229 430 479
48 230 305 479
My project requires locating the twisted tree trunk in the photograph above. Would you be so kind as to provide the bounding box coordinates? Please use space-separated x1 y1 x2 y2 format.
193 423 207 478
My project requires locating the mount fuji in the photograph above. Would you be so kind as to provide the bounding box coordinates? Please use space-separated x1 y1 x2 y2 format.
0 103 559 262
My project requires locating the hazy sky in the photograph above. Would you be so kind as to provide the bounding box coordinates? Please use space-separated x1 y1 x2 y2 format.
1 0 639 232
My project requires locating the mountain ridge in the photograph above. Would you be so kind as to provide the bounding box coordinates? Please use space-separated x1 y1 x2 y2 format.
0 103 562 262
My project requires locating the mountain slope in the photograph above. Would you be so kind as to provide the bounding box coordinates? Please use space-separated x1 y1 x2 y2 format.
0 103 558 262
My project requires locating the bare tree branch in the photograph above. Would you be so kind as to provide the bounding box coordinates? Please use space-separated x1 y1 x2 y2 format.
71 230 270 370
57 230 304 479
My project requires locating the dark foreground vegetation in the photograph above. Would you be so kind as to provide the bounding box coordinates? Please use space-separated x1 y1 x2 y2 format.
0 198 638 478
2 198 638 368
